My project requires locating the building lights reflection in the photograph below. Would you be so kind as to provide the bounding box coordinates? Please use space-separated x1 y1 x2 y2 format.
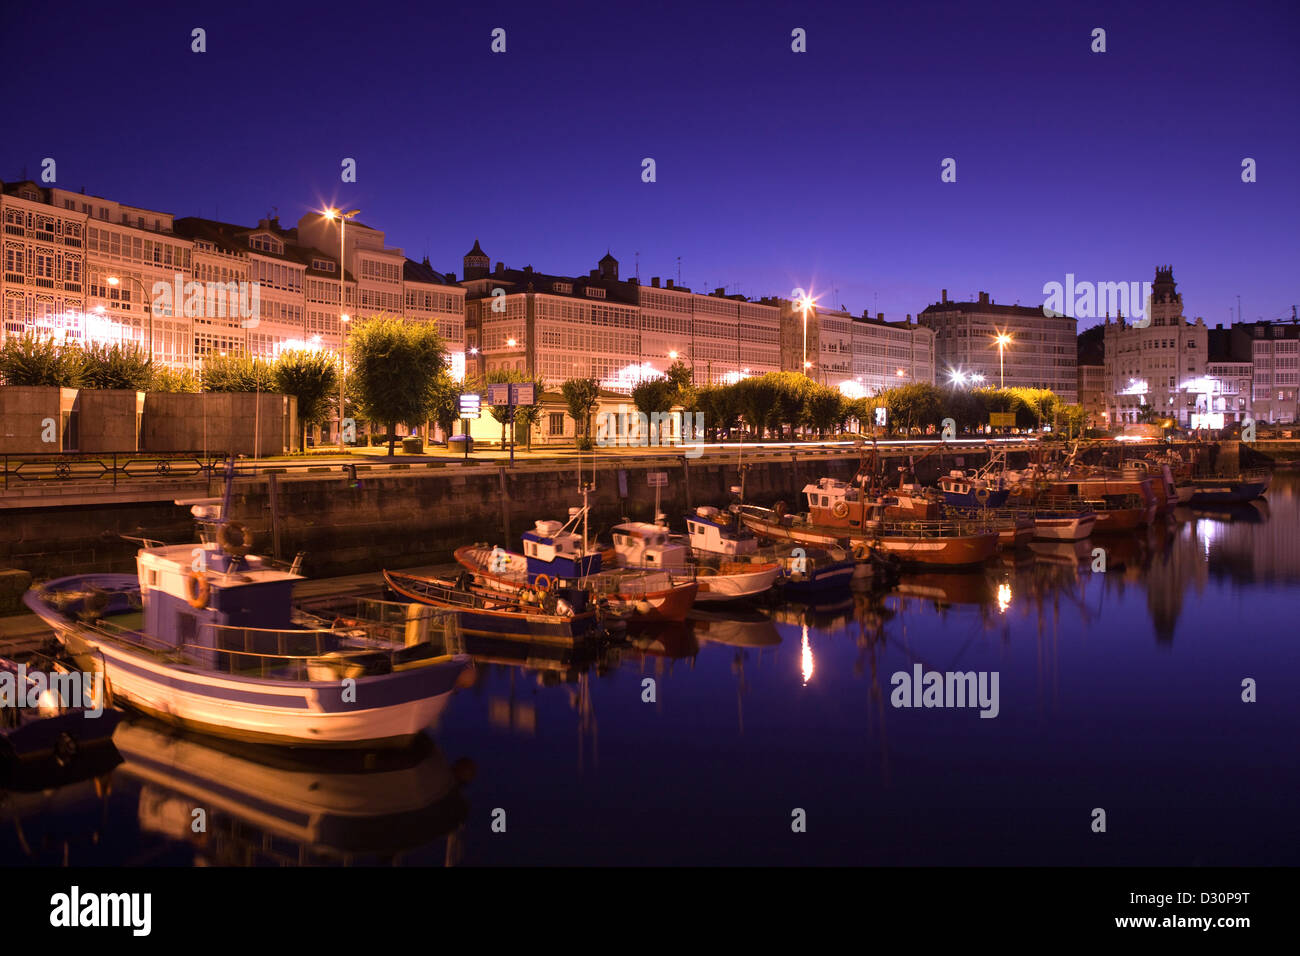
801 624 814 685
996 582 1012 614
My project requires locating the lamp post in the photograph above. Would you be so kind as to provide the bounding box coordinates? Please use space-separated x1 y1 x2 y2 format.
106 275 152 364
798 295 814 376
994 332 1012 388
323 208 360 452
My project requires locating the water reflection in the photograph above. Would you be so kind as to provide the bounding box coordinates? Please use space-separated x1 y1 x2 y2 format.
8 473 1298 866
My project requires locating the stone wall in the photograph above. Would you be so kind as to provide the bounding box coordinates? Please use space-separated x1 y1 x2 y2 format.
142 392 298 456
75 389 144 453
0 386 76 453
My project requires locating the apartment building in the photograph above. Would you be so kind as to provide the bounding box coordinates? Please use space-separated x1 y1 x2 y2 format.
1235 320 1300 423
1103 268 1208 426
919 290 1078 401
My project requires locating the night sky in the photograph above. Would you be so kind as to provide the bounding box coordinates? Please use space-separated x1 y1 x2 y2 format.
9 0 1297 329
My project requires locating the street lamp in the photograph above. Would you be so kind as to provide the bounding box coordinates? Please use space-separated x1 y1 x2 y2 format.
797 294 816 376
323 207 360 451
668 349 678 360
994 332 1012 388
106 275 153 364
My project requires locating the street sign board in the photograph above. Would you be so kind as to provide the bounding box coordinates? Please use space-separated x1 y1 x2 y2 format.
486 384 511 406
989 412 1016 427
511 382 536 406
459 393 481 419
647 472 668 487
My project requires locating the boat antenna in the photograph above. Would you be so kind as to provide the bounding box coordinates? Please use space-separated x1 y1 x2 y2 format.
220 455 235 521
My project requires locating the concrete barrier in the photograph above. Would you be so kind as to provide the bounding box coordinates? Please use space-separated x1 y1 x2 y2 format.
142 392 298 457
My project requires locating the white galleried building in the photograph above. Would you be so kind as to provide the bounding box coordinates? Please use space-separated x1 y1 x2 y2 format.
1 180 466 386
919 290 1078 402
776 300 936 395
458 244 781 393
1103 267 1209 427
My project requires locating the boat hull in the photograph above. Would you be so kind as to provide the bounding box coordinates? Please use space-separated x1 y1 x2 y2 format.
740 511 998 569
24 580 471 749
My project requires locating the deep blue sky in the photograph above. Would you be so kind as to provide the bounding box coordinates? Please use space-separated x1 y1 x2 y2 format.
8 0 1298 330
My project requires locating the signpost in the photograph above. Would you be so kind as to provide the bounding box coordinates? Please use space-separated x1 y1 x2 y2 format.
989 412 1016 429
486 382 537 466
458 393 481 461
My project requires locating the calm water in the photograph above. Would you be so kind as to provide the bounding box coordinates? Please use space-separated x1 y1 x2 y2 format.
5 473 1299 866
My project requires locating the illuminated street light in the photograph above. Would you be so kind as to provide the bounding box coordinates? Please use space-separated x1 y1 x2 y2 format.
507 338 517 348
994 332 1013 388
323 207 360 452
668 349 678 360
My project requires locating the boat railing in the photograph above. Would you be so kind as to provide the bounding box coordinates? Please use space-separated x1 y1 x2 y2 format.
868 517 991 538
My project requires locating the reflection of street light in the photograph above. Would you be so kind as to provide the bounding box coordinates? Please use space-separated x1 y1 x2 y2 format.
994 332 1012 387
107 275 153 363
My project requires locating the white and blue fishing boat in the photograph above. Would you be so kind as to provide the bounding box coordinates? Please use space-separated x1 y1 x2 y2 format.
1186 468 1271 505
773 545 857 597
24 517 472 749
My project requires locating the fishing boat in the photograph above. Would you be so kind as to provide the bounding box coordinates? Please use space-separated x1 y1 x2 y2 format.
740 478 999 569
455 498 698 623
24 529 473 749
937 470 1010 509
1038 474 1159 531
382 568 606 644
1186 468 1272 504
769 544 857 596
1 641 121 778
1026 502 1098 540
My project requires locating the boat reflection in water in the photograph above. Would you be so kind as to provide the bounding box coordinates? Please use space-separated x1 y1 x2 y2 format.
114 718 472 866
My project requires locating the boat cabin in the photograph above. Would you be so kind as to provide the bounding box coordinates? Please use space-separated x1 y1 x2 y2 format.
684 506 757 556
136 541 301 658
521 519 603 581
611 521 689 570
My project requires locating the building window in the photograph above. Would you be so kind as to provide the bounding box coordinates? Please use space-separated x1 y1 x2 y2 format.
549 412 565 436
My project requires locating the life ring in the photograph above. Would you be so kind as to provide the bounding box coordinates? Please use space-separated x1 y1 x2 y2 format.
832 501 850 519
853 542 872 562
184 570 210 609
534 574 553 592
217 520 250 558
975 487 990 505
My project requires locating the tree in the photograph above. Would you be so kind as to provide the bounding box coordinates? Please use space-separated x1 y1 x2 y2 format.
427 372 461 444
881 382 943 434
631 376 673 445
273 349 338 452
665 359 696 411
696 385 740 440
806 385 847 437
78 342 153 390
0 333 80 386
201 353 275 392
734 376 779 439
941 387 986 434
560 378 600 447
150 367 201 393
347 317 447 456
767 371 815 437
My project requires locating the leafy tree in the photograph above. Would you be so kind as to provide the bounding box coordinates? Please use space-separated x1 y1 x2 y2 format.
734 376 779 439
427 372 461 444
806 385 847 437
201 353 275 392
150 367 201 393
881 382 943 434
347 317 447 456
941 386 986 434
766 371 815 437
273 349 338 451
695 385 740 440
664 359 696 411
631 376 674 445
560 377 600 447
0 333 80 386
78 342 153 390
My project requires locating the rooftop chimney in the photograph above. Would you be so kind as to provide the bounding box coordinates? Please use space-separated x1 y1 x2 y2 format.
877 312 884 321
666 279 674 289
494 262 504 275
651 276 660 288
978 291 990 305
942 289 948 303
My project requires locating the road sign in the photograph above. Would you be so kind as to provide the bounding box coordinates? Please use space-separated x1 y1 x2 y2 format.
459 393 481 419
511 383 536 406
647 471 668 487
989 412 1016 427
486 384 511 406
